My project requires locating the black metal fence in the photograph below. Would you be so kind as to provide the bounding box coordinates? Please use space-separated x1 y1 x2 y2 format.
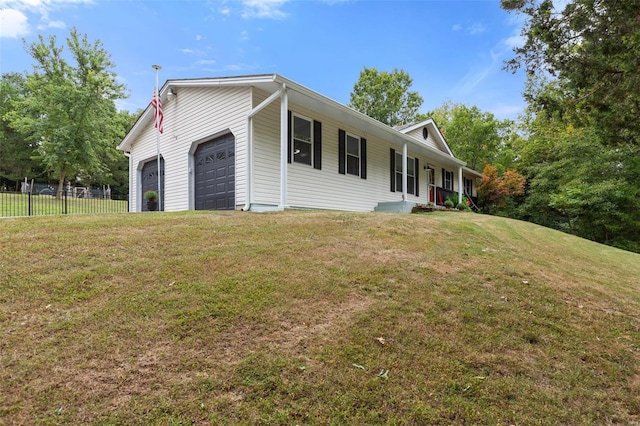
1 183 128 217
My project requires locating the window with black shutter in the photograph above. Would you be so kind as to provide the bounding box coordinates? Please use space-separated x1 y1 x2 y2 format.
339 130 367 179
391 150 418 194
288 112 321 169
442 169 454 191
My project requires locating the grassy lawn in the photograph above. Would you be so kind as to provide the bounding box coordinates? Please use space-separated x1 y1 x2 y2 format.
0 192 128 217
1 210 639 424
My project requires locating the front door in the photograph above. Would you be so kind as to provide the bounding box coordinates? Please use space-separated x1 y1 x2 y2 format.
426 167 435 203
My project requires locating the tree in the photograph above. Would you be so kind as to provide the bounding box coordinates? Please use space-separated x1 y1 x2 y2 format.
78 109 138 196
515 102 640 251
349 67 425 127
6 28 127 197
0 73 44 189
429 101 516 171
501 0 640 146
477 164 526 214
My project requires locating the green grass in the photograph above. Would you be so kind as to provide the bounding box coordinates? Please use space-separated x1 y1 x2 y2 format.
1 210 639 424
0 192 127 217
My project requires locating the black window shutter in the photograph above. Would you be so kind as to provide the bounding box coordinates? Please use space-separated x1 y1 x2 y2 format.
338 129 346 175
313 120 322 170
442 168 445 189
360 138 367 179
415 158 419 196
287 110 292 164
390 148 396 192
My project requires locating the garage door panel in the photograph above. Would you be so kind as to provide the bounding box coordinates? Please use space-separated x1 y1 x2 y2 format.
141 158 164 212
194 134 235 210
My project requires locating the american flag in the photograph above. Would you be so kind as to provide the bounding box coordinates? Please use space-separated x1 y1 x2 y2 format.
151 93 164 134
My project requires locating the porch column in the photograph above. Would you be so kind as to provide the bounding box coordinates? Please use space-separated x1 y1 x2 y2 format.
458 166 463 204
402 143 408 201
279 85 288 209
246 85 285 211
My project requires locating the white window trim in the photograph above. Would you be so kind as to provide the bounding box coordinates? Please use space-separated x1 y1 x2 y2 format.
292 112 313 166
346 132 361 177
444 170 454 191
395 152 416 194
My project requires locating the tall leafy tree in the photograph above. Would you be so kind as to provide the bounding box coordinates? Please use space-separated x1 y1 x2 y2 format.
0 73 44 188
511 77 640 252
502 0 640 146
429 101 515 171
349 67 425 127
6 28 126 197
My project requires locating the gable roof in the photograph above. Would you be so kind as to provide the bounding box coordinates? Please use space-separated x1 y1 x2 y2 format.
394 119 454 157
117 74 468 169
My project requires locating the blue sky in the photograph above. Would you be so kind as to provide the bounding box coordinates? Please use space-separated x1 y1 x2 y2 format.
1 0 527 120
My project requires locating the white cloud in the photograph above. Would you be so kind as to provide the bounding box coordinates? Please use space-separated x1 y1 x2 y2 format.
178 48 206 55
503 34 524 49
452 49 501 96
196 59 217 65
241 0 289 19
467 23 486 35
0 0 92 38
0 8 30 38
452 24 462 31
240 30 249 40
37 19 65 30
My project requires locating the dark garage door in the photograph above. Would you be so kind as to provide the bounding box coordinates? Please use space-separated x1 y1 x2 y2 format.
141 157 164 211
194 134 235 210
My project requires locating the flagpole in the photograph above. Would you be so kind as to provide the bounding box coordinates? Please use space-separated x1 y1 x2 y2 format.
152 64 162 212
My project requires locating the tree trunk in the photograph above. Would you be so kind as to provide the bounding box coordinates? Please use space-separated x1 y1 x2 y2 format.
57 170 66 200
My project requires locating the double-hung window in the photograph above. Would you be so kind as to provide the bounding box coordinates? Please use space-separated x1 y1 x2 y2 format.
346 133 360 176
389 149 419 195
338 129 367 179
396 153 417 195
292 114 312 166
443 169 454 191
464 177 473 196
288 111 322 170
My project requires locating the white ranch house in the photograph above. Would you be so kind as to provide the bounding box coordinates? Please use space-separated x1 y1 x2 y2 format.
117 74 482 213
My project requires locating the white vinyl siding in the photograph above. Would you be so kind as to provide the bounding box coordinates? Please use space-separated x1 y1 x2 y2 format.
404 126 452 156
128 86 250 212
251 101 444 211
251 89 282 206
126 84 471 213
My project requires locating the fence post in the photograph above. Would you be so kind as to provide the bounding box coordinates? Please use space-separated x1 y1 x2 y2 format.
63 183 68 215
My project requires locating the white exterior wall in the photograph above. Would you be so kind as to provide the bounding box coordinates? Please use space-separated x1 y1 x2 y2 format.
250 92 461 212
404 127 450 154
251 90 282 206
128 86 251 212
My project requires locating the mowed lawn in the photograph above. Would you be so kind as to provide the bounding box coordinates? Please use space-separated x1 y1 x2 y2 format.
1 210 639 425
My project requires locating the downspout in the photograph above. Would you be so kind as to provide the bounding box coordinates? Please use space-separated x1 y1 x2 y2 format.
458 166 463 205
124 151 132 212
402 143 408 201
243 83 286 211
280 84 288 209
244 115 253 211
